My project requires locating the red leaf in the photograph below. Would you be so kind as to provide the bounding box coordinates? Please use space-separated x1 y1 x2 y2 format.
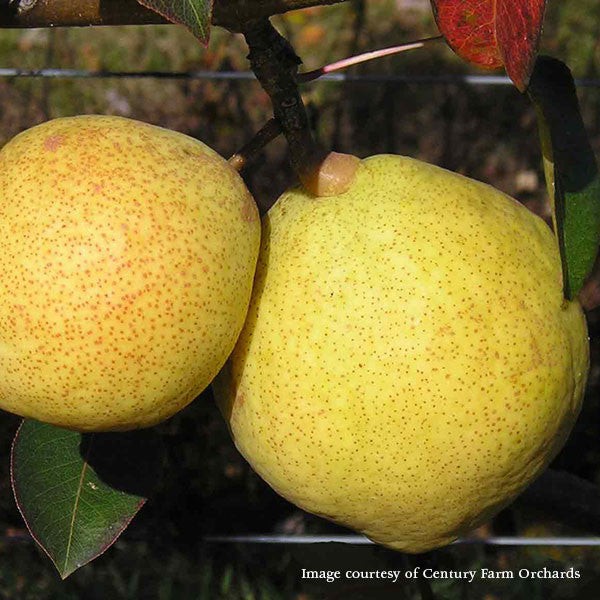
431 0 547 91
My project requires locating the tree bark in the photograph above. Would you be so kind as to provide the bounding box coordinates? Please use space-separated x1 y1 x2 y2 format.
243 19 325 183
0 0 348 31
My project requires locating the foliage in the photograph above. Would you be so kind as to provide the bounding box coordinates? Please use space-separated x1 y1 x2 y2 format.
431 0 546 90
528 57 600 298
11 421 161 579
136 0 212 44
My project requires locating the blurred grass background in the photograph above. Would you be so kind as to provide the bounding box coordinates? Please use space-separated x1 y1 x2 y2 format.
0 0 600 598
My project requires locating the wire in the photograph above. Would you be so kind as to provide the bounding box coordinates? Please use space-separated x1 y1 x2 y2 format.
0 68 599 86
5 531 600 546
202 535 600 546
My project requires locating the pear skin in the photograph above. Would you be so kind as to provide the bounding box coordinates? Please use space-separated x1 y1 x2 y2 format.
0 115 260 431
214 154 588 553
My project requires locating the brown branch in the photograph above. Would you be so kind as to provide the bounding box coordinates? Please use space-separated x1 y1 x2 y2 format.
243 18 326 183
0 0 349 31
0 0 166 26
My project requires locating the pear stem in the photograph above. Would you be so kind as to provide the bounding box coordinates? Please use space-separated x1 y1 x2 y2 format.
228 118 282 172
242 18 327 182
235 31 438 173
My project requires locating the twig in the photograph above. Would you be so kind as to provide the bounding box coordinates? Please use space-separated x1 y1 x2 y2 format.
299 36 443 83
0 0 350 30
243 18 326 182
228 118 282 172
232 35 441 170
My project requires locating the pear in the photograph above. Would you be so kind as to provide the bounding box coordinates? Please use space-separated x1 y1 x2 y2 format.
213 154 588 553
0 115 260 431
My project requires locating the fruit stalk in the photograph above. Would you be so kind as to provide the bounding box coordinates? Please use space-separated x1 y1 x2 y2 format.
228 118 282 172
243 18 327 184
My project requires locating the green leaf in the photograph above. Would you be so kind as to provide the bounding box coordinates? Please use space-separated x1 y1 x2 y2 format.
136 0 213 44
527 55 600 300
10 419 162 579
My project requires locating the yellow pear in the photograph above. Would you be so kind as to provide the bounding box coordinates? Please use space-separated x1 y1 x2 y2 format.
214 154 588 553
0 115 260 432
